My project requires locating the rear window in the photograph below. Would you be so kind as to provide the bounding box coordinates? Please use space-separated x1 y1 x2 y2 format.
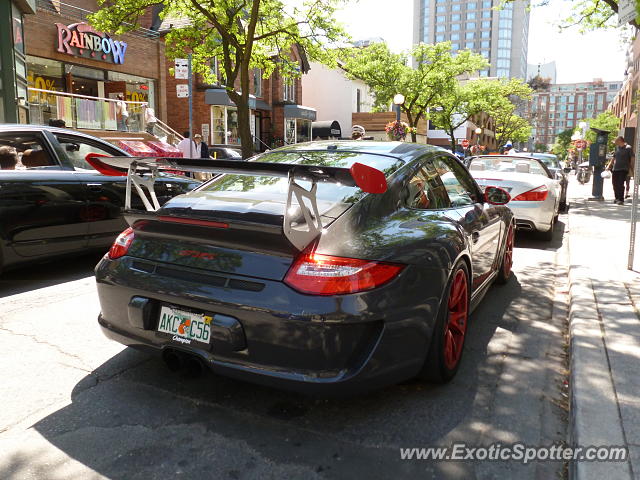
199 151 404 205
469 156 549 177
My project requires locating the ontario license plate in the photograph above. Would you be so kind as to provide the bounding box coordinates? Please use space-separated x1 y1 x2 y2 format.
157 306 212 346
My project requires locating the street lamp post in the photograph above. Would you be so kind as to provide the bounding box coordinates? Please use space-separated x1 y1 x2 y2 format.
393 93 405 123
475 127 482 147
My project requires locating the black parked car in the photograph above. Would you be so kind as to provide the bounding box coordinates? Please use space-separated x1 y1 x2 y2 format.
94 141 515 394
0 125 199 273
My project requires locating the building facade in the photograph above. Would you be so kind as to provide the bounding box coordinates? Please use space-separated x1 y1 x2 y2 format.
412 0 530 79
526 79 622 147
19 0 165 131
610 36 640 141
0 0 36 123
302 61 375 138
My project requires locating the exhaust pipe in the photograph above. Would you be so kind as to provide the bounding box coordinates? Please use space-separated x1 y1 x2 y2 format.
162 349 184 372
183 356 204 379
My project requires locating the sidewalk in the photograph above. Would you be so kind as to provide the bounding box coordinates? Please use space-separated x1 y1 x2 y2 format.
567 175 640 479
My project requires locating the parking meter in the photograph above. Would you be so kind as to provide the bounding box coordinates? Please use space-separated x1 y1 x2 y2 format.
590 128 609 200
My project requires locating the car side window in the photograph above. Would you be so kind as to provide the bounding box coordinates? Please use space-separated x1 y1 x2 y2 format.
404 161 450 210
0 133 59 169
433 156 479 207
55 134 121 170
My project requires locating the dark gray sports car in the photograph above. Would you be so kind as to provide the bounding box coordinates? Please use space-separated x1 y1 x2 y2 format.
94 141 515 394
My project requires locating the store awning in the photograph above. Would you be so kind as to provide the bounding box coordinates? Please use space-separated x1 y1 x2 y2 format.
312 120 341 138
284 104 316 121
204 89 256 109
255 99 272 111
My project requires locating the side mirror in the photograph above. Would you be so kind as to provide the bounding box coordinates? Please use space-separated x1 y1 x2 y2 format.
563 167 571 173
65 143 80 152
484 186 511 205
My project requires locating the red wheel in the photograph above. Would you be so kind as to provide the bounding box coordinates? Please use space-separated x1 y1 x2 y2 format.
419 261 470 383
443 269 469 370
496 222 514 284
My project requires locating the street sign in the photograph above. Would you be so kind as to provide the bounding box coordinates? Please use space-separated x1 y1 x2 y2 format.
461 139 470 148
176 84 189 98
619 0 636 26
575 139 587 150
175 58 188 79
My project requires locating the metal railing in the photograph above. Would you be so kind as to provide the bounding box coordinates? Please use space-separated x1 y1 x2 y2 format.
28 87 154 134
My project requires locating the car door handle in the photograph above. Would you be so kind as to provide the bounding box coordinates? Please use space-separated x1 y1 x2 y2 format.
87 183 103 191
471 231 480 244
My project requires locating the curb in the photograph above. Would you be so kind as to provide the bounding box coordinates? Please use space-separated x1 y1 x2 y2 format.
566 198 632 480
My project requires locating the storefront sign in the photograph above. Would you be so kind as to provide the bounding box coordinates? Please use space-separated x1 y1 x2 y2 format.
56 22 127 64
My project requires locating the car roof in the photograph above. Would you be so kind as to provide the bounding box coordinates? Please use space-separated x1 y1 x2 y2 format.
274 140 446 163
0 123 117 142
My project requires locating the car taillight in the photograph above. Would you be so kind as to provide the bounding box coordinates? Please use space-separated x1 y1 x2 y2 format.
284 251 404 295
512 185 548 201
108 227 135 259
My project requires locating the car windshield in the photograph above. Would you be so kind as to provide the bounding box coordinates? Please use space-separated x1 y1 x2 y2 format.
531 154 560 169
468 156 549 177
200 151 405 205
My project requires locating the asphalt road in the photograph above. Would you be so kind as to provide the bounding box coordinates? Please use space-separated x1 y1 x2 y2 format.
0 220 569 480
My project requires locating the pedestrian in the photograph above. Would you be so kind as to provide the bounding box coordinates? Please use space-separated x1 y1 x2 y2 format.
194 134 210 159
609 136 635 205
503 142 515 155
0 146 19 170
176 131 201 158
351 125 366 140
115 94 129 132
144 105 157 135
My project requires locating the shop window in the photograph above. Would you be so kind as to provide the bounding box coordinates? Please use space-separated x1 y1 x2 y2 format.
296 119 312 143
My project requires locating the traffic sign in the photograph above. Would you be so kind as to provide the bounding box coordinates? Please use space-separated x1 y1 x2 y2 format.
175 59 188 79
461 139 470 148
176 84 189 98
575 139 587 150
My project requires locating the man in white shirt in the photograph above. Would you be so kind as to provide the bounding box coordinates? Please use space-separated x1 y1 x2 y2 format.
176 131 201 158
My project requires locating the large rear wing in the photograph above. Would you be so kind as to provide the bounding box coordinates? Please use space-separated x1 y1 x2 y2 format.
85 154 388 250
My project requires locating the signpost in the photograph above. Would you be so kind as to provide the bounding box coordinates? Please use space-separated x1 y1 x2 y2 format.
174 58 188 80
176 84 189 98
619 0 636 26
575 139 587 150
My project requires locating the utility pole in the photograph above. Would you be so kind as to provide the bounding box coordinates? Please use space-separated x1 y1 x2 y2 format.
188 53 193 158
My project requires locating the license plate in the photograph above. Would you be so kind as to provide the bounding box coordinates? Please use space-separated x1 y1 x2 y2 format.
157 306 212 346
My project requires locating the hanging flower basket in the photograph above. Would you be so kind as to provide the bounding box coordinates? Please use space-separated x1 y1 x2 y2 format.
385 121 417 141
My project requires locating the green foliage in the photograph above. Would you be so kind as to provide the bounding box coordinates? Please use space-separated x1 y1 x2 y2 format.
582 111 621 151
503 0 634 31
89 0 349 157
534 142 548 153
552 128 575 160
431 77 532 152
341 41 488 142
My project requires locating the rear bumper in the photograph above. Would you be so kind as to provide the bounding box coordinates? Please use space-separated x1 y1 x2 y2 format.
508 200 555 232
95 256 446 395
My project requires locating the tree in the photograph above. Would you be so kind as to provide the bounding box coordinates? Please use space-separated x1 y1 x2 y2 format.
430 78 531 152
527 75 551 92
582 110 621 151
534 142 549 153
90 0 348 158
481 78 533 148
552 128 575 160
341 41 487 143
504 0 636 30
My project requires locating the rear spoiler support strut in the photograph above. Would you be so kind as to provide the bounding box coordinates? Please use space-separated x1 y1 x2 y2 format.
285 174 323 250
126 162 161 211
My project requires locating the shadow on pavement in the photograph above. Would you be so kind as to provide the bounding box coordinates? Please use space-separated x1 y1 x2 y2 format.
514 219 566 252
0 257 565 479
0 252 103 297
570 198 635 223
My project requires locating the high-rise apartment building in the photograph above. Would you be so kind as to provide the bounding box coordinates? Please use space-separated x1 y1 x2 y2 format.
412 0 530 79
526 79 622 147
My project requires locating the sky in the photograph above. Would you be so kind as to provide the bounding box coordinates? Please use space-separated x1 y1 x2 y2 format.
334 0 628 84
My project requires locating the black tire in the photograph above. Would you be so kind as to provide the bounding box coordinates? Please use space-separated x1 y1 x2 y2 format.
418 260 471 383
495 221 514 285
